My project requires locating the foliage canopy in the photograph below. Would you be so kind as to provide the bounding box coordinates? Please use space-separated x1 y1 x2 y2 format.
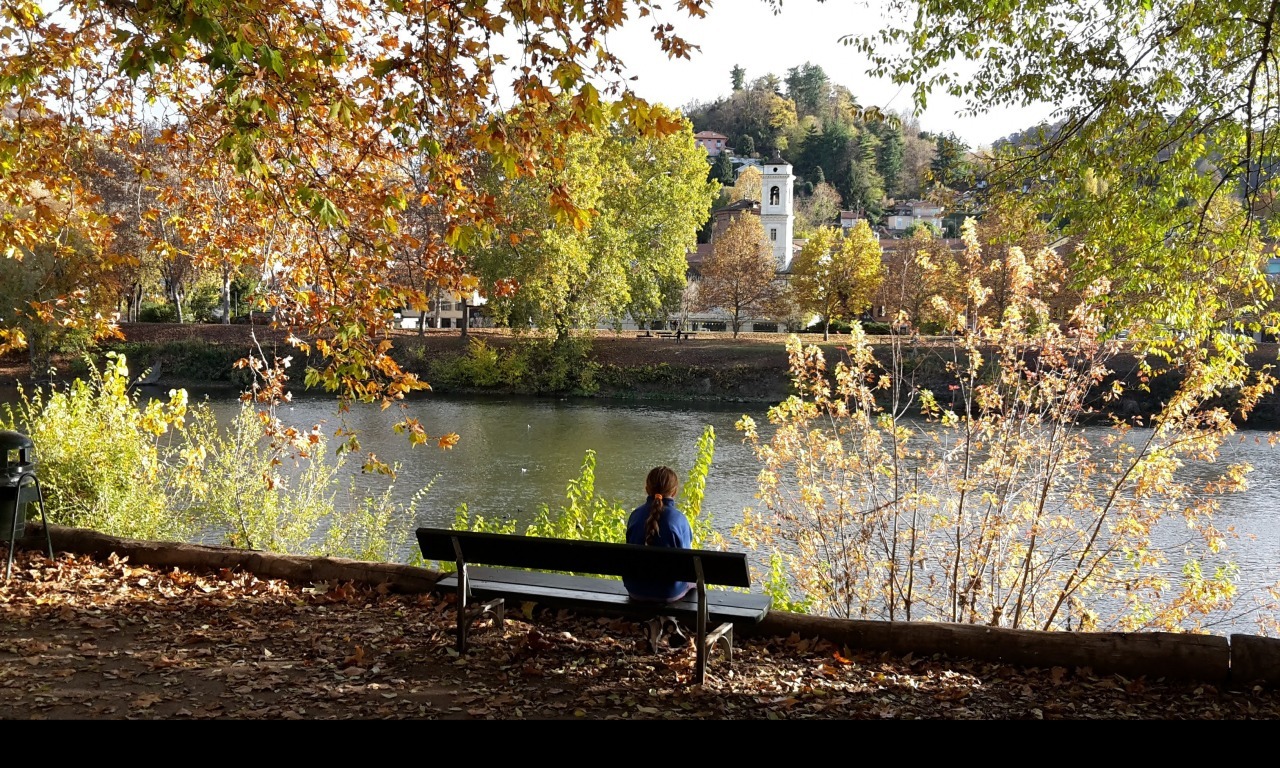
0 0 714 458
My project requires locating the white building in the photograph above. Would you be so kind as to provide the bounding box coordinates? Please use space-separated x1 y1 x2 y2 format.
396 289 487 330
885 200 945 234
759 155 796 272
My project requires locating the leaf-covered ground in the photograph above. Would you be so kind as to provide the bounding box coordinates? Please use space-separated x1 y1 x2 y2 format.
1 549 1278 720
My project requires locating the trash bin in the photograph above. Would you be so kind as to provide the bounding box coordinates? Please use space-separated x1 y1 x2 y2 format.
0 430 53 578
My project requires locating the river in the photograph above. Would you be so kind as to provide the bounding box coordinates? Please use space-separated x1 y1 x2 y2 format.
5 385 1280 636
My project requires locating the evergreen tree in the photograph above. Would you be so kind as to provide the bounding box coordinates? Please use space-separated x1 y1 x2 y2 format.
710 151 736 187
869 121 904 197
785 62 831 118
930 132 971 190
731 65 746 91
840 130 885 220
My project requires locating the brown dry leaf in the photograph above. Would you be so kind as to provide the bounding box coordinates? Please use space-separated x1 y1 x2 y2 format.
132 694 163 709
150 655 183 669
343 645 366 667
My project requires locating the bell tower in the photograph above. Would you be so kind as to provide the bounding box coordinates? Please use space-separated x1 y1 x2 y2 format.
760 153 795 271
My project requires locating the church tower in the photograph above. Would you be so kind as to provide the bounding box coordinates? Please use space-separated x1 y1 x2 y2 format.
760 154 795 272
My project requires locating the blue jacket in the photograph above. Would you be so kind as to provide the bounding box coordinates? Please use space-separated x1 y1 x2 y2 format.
624 496 695 601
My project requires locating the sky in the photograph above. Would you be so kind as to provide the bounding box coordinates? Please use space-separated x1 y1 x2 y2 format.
595 0 1058 149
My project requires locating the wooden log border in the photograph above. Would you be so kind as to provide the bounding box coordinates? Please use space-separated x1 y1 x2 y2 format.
14 523 1280 688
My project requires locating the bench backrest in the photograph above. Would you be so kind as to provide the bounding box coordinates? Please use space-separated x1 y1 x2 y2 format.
416 527 752 588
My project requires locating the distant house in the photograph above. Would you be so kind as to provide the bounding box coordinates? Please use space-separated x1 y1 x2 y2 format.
694 130 731 158
840 210 878 234
885 200 945 234
731 157 762 177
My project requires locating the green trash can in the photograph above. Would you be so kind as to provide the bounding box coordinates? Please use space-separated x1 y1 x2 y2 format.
0 430 53 578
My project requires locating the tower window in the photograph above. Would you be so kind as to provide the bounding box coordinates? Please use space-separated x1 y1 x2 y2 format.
770 228 777 241
769 186 780 205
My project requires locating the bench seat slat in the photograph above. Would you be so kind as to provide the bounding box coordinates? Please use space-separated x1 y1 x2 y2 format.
437 567 770 623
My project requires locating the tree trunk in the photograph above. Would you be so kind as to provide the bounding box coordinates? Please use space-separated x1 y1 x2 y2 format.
221 267 232 325
170 283 185 324
823 318 830 341
460 299 470 339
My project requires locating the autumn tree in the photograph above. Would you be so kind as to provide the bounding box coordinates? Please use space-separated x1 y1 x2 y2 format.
895 112 938 199
790 221 885 339
794 181 842 238
974 196 1057 325
876 226 965 333
472 101 716 342
842 0 1280 353
697 213 786 337
730 165 763 204
1 0 717 462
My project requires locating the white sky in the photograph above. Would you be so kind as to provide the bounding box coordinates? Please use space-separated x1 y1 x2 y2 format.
596 0 1057 150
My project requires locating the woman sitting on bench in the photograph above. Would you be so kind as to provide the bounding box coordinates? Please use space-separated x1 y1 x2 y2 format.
623 466 694 604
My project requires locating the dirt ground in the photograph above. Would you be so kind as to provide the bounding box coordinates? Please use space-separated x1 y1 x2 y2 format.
3 546 1280 720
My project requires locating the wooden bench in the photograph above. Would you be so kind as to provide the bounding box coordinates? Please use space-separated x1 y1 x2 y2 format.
416 527 771 685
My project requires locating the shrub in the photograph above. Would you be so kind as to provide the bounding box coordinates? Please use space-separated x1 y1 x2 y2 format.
0 353 202 542
734 222 1276 632
1 353 423 560
427 334 600 395
187 283 224 324
137 302 178 323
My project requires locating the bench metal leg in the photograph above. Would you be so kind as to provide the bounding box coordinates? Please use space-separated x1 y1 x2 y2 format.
695 561 709 685
459 598 504 654
451 548 506 654
706 622 734 663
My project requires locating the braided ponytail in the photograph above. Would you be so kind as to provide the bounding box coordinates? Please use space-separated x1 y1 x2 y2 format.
642 466 679 546
644 493 664 545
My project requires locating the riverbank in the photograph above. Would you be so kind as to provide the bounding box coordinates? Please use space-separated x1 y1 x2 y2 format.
4 322 1280 427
